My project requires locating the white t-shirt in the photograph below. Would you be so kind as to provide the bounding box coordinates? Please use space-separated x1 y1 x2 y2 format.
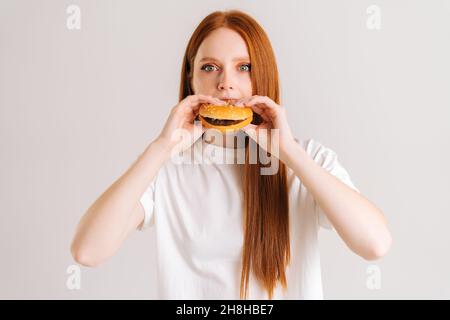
138 136 360 299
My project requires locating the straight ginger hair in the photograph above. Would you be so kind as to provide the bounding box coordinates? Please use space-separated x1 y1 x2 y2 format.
179 10 290 300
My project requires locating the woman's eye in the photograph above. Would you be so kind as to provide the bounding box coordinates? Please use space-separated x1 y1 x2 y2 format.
201 64 218 72
239 64 251 72
200 63 251 72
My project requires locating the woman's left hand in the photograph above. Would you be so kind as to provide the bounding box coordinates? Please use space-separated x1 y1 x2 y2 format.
236 95 297 160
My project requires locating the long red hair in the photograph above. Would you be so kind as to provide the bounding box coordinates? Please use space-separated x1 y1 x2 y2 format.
179 10 290 300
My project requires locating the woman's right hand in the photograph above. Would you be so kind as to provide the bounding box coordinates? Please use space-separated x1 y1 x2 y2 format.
156 94 225 155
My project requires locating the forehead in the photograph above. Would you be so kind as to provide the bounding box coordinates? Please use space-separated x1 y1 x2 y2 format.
195 28 249 62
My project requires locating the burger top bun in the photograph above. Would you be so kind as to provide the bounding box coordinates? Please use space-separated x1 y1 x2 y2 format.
199 104 253 120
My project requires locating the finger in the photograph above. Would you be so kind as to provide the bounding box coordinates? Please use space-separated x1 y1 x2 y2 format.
240 102 271 122
193 119 206 131
235 98 271 122
242 123 257 131
177 97 221 120
258 122 272 130
258 111 271 123
241 124 258 140
244 96 279 114
235 97 251 107
248 104 264 113
184 95 225 109
250 106 271 122
234 99 247 107
236 97 273 120
197 95 227 105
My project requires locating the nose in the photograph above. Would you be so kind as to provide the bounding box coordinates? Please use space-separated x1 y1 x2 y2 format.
218 71 234 91
218 83 233 90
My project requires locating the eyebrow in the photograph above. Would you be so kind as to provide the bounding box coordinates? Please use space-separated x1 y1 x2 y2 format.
199 56 250 63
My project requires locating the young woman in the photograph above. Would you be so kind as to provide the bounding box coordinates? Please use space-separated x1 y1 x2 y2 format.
71 10 392 300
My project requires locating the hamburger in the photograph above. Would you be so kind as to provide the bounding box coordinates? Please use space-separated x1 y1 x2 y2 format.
198 101 254 132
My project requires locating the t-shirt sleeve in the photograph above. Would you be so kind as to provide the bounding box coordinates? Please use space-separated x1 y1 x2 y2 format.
305 139 361 230
137 178 157 231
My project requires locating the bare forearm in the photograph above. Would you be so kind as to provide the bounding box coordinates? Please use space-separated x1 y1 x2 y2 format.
281 142 392 260
71 138 171 265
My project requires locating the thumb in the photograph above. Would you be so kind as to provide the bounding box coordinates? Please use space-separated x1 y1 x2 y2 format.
241 124 258 141
242 123 257 132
